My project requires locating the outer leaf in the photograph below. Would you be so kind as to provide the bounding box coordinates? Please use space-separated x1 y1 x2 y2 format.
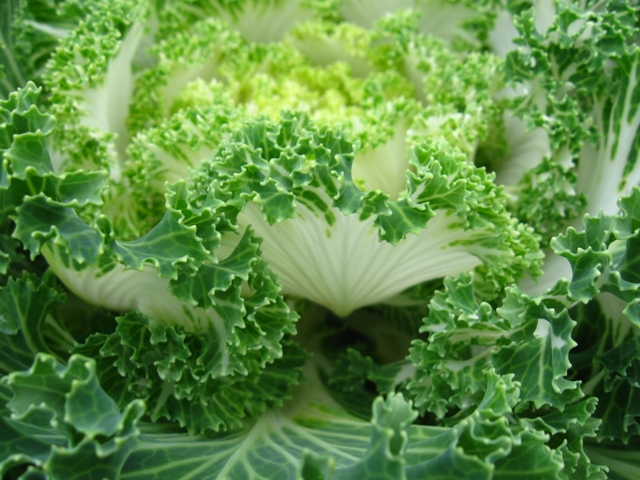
0 273 65 373
593 336 640 443
410 272 581 417
117 367 570 480
72 310 305 434
0 353 144 479
330 394 417 480
552 188 640 321
585 439 640 480
521 398 606 480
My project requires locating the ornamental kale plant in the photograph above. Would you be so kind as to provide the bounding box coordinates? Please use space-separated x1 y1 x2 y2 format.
1 0 640 478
